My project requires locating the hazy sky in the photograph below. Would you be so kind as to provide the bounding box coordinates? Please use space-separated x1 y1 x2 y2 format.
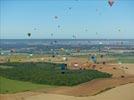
0 0 134 39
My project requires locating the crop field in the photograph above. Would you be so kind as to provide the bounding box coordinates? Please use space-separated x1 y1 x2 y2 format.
0 76 55 94
0 62 112 87
106 53 134 63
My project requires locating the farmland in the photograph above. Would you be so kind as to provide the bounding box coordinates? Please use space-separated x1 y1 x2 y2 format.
0 76 55 94
0 62 112 87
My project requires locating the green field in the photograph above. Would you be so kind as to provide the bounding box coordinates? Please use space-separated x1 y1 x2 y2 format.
0 76 55 94
106 53 134 63
69 52 134 64
0 62 112 86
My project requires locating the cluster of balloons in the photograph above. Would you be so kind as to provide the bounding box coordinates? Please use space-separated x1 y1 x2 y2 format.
25 0 117 58
26 0 115 38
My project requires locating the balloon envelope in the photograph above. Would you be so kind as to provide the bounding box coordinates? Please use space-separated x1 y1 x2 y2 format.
10 49 15 53
54 16 58 19
69 7 72 10
27 33 31 37
29 54 33 57
51 33 53 36
58 25 60 28
1 52 4 55
108 0 114 7
91 55 97 63
62 57 67 61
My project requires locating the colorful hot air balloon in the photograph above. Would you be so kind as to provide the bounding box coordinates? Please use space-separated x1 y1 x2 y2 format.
108 0 114 7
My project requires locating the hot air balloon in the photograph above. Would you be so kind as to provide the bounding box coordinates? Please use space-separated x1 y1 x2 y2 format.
91 55 97 63
69 7 72 10
52 55 55 58
108 0 114 7
118 29 121 32
72 35 76 39
33 28 37 30
54 16 58 19
62 57 67 61
27 33 31 37
85 29 88 32
60 48 64 51
10 49 15 53
29 54 33 57
99 42 103 45
121 41 123 45
51 33 53 36
118 61 122 65
54 40 57 43
61 63 67 74
100 54 103 58
57 25 60 28
96 8 98 12
76 48 80 53
0 52 4 55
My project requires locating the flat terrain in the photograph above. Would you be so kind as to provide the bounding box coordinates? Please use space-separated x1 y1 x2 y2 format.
1 83 134 100
42 63 134 96
0 55 134 100
25 83 134 100
0 62 111 87
46 77 134 96
119 64 134 75
0 76 56 94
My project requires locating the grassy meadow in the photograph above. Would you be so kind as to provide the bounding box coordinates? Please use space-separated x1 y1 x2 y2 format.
0 76 55 94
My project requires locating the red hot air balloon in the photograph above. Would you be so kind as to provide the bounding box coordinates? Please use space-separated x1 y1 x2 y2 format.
108 0 114 7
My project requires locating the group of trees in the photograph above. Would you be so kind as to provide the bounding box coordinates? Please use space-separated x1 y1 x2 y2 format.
0 62 112 86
